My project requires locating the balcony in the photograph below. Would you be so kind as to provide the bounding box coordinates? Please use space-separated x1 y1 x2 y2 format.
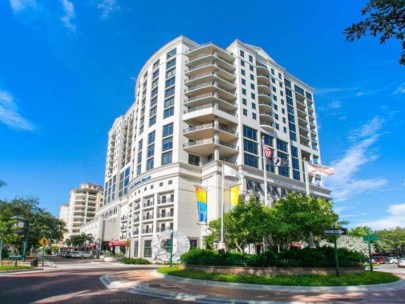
183 104 237 125
186 43 234 63
257 84 271 95
259 101 272 112
257 75 270 85
142 215 154 221
186 62 235 82
258 92 271 103
260 121 275 133
143 201 154 208
157 212 174 219
184 92 236 111
142 228 154 234
183 138 238 157
157 199 174 205
183 122 238 142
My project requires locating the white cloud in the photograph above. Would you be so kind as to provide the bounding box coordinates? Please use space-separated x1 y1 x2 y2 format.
358 204 405 230
60 0 76 32
97 0 120 19
315 87 359 96
326 117 388 202
0 90 35 131
394 82 405 95
329 100 341 109
9 0 37 12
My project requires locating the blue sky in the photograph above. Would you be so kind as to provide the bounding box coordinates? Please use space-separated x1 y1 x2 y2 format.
0 0 404 230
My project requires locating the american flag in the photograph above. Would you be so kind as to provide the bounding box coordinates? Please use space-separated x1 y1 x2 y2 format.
263 145 273 158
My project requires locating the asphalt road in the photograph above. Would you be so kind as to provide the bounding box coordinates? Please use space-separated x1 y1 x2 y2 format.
0 266 177 304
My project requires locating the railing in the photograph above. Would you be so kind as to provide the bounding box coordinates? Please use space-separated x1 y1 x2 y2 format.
185 72 214 82
183 139 237 150
184 104 236 116
157 212 174 218
142 215 154 220
185 82 213 92
184 93 236 106
183 123 213 133
143 201 154 207
158 199 174 205
142 229 154 234
187 62 213 72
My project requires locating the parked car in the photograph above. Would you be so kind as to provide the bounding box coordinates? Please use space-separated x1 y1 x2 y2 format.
372 256 386 264
386 257 398 264
398 258 405 268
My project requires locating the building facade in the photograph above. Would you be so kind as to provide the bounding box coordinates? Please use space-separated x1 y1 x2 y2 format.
88 36 330 258
65 183 103 238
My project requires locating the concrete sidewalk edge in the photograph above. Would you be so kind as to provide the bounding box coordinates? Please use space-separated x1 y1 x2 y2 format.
150 270 405 293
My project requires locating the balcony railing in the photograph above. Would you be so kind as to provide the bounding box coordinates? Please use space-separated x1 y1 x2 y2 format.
158 199 174 205
183 138 237 150
157 212 174 218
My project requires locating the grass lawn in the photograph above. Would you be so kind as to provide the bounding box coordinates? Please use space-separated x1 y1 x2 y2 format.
0 265 31 272
157 266 400 286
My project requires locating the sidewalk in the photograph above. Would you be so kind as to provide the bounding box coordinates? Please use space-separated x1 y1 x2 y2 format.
100 268 405 303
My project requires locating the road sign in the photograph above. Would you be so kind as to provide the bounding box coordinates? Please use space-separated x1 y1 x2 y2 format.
363 234 378 241
323 228 347 236
38 237 49 247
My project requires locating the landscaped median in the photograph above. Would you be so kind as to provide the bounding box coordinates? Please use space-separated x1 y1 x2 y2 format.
0 265 32 272
157 266 400 286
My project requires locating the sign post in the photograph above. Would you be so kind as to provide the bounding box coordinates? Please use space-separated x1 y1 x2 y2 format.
363 234 378 272
39 237 49 267
324 228 347 277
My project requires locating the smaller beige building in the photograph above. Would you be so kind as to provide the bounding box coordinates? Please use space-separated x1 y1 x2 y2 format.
63 183 104 238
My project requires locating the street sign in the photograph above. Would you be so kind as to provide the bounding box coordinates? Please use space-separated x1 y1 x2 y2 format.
38 237 49 247
323 228 347 236
363 234 378 241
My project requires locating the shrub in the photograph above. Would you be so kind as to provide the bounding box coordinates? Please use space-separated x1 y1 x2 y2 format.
181 247 362 268
121 257 151 265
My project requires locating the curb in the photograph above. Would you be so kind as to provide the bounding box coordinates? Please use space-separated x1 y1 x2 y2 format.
150 270 405 293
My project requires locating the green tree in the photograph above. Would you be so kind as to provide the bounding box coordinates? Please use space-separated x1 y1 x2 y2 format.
271 193 339 248
375 227 405 256
344 0 405 65
349 226 374 237
0 197 66 254
204 195 273 252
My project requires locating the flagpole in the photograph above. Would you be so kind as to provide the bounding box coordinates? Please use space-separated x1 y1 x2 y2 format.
262 138 268 206
303 158 310 196
219 161 225 251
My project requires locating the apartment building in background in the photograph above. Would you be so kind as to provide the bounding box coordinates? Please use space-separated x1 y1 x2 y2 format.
63 183 103 238
83 36 331 257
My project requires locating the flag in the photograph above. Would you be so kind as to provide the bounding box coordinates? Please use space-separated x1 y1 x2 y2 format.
230 185 240 208
272 157 289 167
263 145 273 158
195 186 207 223
306 162 335 176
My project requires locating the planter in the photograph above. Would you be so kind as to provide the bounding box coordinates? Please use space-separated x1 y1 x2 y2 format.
104 257 118 262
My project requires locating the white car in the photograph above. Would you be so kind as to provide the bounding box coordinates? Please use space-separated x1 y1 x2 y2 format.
386 258 398 264
68 251 94 259
398 258 405 268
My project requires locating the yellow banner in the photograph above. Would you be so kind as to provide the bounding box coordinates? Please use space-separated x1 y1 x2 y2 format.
230 185 240 207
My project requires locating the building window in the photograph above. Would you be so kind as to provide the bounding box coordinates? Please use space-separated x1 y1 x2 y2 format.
242 79 246 85
147 145 154 158
249 55 253 62
243 125 257 140
277 139 288 152
162 151 172 165
243 109 247 116
249 65 254 71
241 69 245 76
166 69 175 78
240 49 245 57
151 96 157 107
148 131 155 144
166 58 176 69
165 87 175 98
165 77 175 88
244 139 258 154
250 83 255 90
144 240 152 257
153 60 160 70
164 107 174 118
151 87 158 97
188 154 200 166
242 88 246 95
164 97 174 108
133 241 139 257
251 93 255 99
167 48 176 58
149 116 156 126
241 60 245 66
250 74 254 81
244 153 258 168
147 158 154 170
252 103 256 109
252 113 256 120
242 98 247 105
162 137 173 151
163 123 173 137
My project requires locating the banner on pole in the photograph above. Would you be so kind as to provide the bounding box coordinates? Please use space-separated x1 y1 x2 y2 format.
195 186 207 224
230 185 240 208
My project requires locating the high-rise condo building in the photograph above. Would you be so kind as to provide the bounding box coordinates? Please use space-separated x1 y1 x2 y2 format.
65 183 103 238
90 36 330 258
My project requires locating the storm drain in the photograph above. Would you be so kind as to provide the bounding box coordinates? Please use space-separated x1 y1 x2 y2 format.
148 283 180 289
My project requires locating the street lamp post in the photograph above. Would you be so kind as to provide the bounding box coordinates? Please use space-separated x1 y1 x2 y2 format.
11 216 29 262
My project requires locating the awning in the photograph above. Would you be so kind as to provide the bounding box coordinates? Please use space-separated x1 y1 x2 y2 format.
108 240 127 247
